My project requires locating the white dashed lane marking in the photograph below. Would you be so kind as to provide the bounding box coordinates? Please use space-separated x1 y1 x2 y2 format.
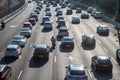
17 70 23 80
10 25 16 28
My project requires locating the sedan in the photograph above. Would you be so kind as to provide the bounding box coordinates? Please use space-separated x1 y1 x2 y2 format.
81 11 89 19
43 21 52 30
92 55 113 72
71 17 80 24
60 36 74 48
97 25 109 36
20 28 31 37
66 64 88 80
12 35 27 47
4 44 21 58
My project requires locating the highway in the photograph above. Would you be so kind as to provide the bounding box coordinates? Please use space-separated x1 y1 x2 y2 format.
0 1 120 80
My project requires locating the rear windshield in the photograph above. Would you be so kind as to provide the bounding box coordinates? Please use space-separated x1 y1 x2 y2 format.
98 59 111 64
7 48 16 51
71 70 85 75
35 48 46 52
63 38 72 41
24 24 30 27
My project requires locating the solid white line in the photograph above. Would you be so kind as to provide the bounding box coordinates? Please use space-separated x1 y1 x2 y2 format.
87 69 92 79
30 43 33 48
54 56 56 63
111 57 118 65
17 70 23 80
103 47 108 52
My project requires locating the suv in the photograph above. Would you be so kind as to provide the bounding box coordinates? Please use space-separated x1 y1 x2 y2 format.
0 65 12 80
57 26 69 38
97 25 109 36
33 44 49 60
92 55 113 72
82 34 96 47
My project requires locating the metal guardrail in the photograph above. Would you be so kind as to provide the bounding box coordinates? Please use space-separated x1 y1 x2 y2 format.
69 0 120 29
0 2 27 24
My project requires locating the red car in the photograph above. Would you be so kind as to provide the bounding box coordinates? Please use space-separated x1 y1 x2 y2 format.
23 22 32 29
28 18 36 26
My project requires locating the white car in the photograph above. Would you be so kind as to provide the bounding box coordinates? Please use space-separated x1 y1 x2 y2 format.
12 35 27 47
4 44 21 58
66 64 88 80
20 28 31 37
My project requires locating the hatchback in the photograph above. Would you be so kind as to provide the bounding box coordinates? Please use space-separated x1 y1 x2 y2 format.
33 44 49 60
66 64 88 80
92 55 113 72
97 25 109 36
4 44 21 58
0 65 12 80
23 22 32 29
12 35 27 47
60 36 74 48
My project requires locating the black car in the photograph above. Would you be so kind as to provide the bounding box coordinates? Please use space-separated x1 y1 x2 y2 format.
116 49 120 62
92 55 113 72
82 34 96 47
66 9 73 15
33 44 49 60
0 65 12 80
57 26 69 38
76 8 82 13
97 25 109 36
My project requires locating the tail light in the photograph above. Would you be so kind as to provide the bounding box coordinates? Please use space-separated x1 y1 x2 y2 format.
68 76 73 78
0 75 5 79
16 49 19 53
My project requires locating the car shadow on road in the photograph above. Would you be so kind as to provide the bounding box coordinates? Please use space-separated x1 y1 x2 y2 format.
91 64 113 80
29 57 48 68
0 57 17 64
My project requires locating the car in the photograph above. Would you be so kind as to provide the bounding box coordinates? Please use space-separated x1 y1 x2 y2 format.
0 65 12 80
57 19 66 28
23 22 32 29
46 3 50 7
45 11 52 17
97 25 109 36
33 44 49 60
36 6 41 11
12 35 27 47
4 44 21 58
81 11 89 19
91 10 97 16
116 49 120 62
82 34 96 47
56 16 64 22
87 7 93 13
76 8 82 13
93 11 103 19
66 64 88 80
60 36 74 48
30 12 36 16
45 7 50 12
41 16 50 25
66 9 73 15
43 21 52 30
53 2 57 7
71 17 80 24
28 18 36 25
69 4 76 9
30 13 38 21
28 0 31 3
57 26 69 38
34 9 40 14
20 28 32 37
55 7 60 11
92 55 113 72
61 3 66 8
56 10 62 16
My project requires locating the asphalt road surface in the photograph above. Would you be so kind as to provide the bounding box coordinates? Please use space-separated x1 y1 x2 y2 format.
0 1 120 80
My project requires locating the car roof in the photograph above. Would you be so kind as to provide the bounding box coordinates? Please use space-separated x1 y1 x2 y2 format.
0 65 6 72
43 16 49 18
24 22 31 24
96 55 110 60
14 35 23 38
59 26 68 30
44 21 51 23
35 44 47 49
98 25 107 28
70 64 84 71
84 34 94 38
72 16 79 19
7 44 18 49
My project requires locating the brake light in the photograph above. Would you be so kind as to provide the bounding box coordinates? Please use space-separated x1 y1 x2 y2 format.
68 76 73 78
16 49 19 52
83 75 88 79
0 75 5 79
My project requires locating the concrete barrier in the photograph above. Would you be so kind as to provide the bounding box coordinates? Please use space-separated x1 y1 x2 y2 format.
0 2 27 24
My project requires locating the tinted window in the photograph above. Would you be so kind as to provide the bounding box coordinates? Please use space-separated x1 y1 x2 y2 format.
98 59 111 64
7 48 16 51
70 70 85 75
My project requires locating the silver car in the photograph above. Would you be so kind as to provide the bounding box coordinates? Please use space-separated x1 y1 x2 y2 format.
4 44 21 58
20 28 32 37
66 64 88 80
12 35 27 47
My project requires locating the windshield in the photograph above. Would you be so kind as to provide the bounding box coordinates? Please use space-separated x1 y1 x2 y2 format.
14 36 23 40
98 59 111 64
70 70 85 75
63 38 72 41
